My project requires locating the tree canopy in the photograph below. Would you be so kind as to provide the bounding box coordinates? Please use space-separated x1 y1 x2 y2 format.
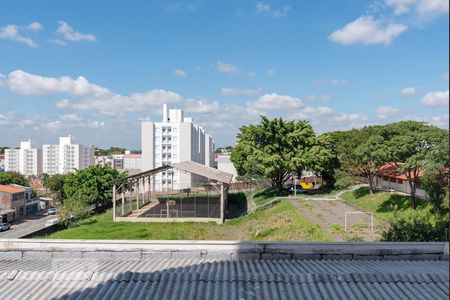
63 165 126 208
0 171 29 186
231 116 334 190
43 174 68 205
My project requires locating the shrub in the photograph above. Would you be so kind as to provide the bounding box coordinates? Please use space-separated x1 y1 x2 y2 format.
381 209 449 242
334 170 356 190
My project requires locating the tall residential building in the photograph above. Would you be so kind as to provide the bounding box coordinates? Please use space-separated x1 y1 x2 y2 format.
142 104 215 190
4 140 42 177
4 149 19 173
43 135 95 175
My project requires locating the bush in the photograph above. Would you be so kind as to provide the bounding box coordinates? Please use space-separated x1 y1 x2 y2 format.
381 209 449 242
334 170 356 190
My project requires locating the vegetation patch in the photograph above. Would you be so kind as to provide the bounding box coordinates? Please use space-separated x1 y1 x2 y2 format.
341 187 449 241
253 187 288 206
45 201 333 242
330 224 345 234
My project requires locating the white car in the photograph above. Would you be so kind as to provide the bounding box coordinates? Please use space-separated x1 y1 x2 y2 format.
47 208 58 215
45 218 59 227
0 223 10 231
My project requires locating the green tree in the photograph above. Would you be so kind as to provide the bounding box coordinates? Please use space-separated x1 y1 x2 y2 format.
422 163 447 214
63 165 126 208
0 171 29 186
353 133 386 194
385 121 447 209
43 174 68 206
231 116 333 191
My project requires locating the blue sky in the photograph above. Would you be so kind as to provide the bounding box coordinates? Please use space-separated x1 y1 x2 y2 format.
0 0 448 149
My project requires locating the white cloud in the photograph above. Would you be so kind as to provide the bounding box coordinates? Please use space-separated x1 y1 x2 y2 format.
329 16 407 46
249 93 303 111
306 94 332 101
256 2 291 18
221 87 263 96
56 21 96 42
184 99 220 114
313 79 348 86
267 68 275 76
0 24 37 47
4 69 182 115
49 39 67 46
376 106 399 118
333 113 368 123
56 99 71 108
386 0 449 16
26 22 43 31
385 0 417 15
60 113 83 122
416 0 449 15
429 114 449 127
174 69 187 77
7 70 110 97
420 90 449 106
401 86 416 96
217 61 239 74
247 71 256 78
87 121 105 128
46 121 62 130
256 2 271 13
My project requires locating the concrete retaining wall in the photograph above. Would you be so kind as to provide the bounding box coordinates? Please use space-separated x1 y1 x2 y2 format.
0 239 447 261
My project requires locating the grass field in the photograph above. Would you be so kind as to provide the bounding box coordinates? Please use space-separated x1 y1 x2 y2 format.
45 200 332 242
252 187 288 206
340 187 433 220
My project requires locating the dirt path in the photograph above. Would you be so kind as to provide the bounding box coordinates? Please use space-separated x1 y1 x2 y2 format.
289 199 381 242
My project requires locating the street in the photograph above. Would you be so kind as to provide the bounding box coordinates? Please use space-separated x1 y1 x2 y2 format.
0 213 58 238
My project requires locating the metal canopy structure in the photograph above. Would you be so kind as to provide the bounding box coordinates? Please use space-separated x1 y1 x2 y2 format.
112 161 234 224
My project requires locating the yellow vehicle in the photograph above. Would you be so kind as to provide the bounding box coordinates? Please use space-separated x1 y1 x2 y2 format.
298 182 314 190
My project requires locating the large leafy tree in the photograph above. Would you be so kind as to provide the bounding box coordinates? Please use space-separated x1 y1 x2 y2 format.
43 174 68 206
353 132 387 194
385 121 447 209
63 165 126 208
231 116 333 191
0 171 29 186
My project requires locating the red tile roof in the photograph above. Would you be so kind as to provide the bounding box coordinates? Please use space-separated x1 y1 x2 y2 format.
124 154 142 159
0 185 25 194
377 163 425 180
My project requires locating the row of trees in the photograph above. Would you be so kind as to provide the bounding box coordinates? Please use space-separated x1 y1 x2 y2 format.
43 165 126 223
231 118 448 212
230 116 335 191
327 121 448 211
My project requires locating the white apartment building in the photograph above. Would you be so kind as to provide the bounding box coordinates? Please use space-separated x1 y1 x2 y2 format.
216 155 238 182
4 149 19 173
4 140 42 177
142 104 215 191
43 135 95 175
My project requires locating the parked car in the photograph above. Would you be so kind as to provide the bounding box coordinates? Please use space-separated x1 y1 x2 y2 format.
289 185 309 194
45 218 59 227
0 223 11 232
47 208 58 215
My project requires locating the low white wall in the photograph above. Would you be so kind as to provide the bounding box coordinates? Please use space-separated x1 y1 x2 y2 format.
0 239 447 261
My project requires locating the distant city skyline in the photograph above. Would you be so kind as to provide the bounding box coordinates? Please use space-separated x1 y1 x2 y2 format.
0 0 448 148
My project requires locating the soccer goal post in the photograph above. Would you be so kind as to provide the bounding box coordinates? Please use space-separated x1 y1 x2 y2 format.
344 211 374 231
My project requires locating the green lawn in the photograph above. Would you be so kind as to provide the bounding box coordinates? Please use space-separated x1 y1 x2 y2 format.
45 200 332 242
340 187 433 220
252 187 288 206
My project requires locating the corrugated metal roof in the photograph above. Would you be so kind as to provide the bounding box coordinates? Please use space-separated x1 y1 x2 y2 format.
113 161 233 184
171 161 233 184
0 258 447 299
